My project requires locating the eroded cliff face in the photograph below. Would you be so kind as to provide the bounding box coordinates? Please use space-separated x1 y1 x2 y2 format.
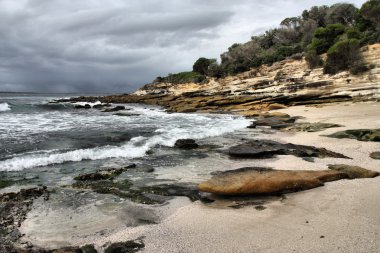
130 44 379 114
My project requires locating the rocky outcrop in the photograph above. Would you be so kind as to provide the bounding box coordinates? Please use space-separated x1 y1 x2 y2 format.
228 139 349 159
0 186 49 253
198 166 378 196
326 129 380 142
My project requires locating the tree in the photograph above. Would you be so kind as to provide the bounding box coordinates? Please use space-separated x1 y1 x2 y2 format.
308 5 329 26
326 3 358 25
305 49 323 68
192 58 216 75
360 0 380 28
300 19 319 47
309 23 346 54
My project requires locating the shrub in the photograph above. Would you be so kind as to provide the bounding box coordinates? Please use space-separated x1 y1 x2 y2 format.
207 63 224 78
350 63 370 75
193 58 216 75
324 39 362 74
305 49 323 68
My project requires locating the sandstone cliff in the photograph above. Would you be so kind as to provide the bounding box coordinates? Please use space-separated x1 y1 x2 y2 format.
129 44 380 114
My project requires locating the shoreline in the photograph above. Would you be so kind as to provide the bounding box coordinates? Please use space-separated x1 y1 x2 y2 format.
1 100 379 252
95 101 380 253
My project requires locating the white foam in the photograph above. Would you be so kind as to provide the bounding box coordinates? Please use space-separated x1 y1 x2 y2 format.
0 103 11 112
0 111 250 171
72 101 102 107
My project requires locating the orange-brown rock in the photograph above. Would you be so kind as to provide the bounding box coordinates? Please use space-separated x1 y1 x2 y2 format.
198 166 378 196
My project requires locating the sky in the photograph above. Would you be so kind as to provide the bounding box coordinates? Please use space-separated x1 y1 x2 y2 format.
0 0 367 93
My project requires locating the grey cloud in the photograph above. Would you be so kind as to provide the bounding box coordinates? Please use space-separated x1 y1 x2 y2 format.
0 0 367 93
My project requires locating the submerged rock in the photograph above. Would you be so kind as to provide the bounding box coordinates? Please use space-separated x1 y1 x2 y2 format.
198 166 378 196
74 164 140 181
228 139 349 159
113 113 140 117
102 106 126 112
74 104 92 109
328 164 379 179
74 168 124 181
370 151 380 160
326 129 380 142
93 103 111 109
72 179 199 205
174 139 199 149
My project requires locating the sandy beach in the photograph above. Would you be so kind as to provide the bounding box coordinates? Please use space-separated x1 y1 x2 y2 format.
44 101 377 253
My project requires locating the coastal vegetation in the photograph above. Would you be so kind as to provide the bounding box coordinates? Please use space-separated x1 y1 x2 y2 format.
155 0 380 83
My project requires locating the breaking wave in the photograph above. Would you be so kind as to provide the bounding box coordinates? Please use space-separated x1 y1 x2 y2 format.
0 103 11 112
0 111 249 171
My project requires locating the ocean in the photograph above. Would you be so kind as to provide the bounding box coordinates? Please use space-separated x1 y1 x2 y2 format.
0 93 250 185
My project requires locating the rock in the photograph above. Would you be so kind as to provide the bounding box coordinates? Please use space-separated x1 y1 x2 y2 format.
74 104 91 109
174 139 199 149
72 179 199 205
93 103 111 109
113 113 140 117
81 244 97 253
247 115 298 129
50 247 83 253
0 186 49 252
326 129 380 142
328 164 379 179
198 167 348 195
267 103 287 110
104 239 144 253
370 152 380 160
283 122 342 132
228 139 349 159
74 168 124 181
102 106 126 112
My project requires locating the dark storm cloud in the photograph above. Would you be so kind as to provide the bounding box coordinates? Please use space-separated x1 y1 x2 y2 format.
0 0 367 93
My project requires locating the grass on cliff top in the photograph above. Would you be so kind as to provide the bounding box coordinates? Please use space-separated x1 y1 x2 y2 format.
159 71 207 84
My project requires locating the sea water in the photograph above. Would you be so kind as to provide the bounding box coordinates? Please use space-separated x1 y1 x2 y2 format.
0 93 249 173
0 93 254 246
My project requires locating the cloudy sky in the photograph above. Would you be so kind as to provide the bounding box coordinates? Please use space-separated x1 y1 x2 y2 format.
0 0 366 93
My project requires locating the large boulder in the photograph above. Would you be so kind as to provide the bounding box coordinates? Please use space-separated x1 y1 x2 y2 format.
198 165 379 196
228 139 349 159
198 167 347 195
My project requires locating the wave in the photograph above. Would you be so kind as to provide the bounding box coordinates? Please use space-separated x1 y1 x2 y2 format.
0 114 249 171
0 103 11 112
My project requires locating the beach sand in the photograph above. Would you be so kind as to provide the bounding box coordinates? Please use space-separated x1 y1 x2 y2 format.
91 102 380 253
